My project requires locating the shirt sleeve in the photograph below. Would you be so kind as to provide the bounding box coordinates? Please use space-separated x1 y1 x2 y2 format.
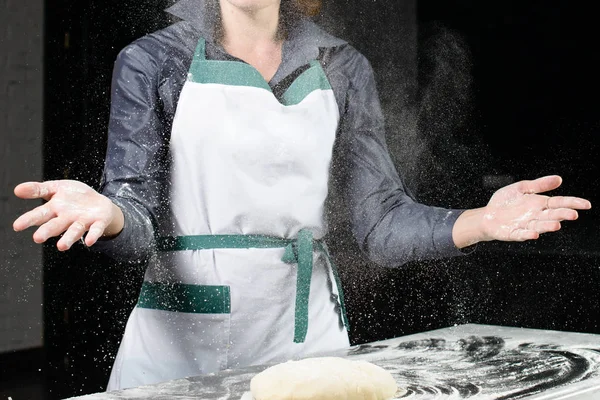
91 41 169 262
332 47 466 268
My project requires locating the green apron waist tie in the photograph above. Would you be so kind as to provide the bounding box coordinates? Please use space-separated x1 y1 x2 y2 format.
139 229 349 343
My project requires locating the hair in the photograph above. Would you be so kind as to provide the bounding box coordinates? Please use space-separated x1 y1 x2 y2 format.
293 0 322 17
207 0 322 41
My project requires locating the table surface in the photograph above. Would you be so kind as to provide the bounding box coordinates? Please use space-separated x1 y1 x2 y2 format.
67 324 600 400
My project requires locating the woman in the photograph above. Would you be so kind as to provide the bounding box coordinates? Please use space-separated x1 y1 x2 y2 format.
13 0 590 391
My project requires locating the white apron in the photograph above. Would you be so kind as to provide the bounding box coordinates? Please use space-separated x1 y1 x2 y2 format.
107 38 350 391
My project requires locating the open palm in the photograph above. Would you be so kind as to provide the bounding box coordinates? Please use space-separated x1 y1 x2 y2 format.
13 180 121 250
481 175 591 242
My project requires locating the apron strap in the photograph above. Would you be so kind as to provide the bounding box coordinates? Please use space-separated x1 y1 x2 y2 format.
193 37 207 62
315 242 351 332
187 37 207 81
156 233 294 251
292 229 312 343
155 229 349 343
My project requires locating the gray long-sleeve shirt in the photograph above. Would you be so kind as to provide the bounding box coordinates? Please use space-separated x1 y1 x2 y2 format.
94 0 466 267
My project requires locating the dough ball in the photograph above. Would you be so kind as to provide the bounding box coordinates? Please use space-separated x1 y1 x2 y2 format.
250 357 399 400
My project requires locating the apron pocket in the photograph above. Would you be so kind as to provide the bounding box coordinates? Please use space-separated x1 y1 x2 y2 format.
115 282 233 387
137 282 231 314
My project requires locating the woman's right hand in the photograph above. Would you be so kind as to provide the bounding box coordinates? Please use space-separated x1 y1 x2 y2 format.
13 180 124 251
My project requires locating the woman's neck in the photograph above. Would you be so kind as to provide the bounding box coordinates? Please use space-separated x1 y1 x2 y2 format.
219 1 281 49
218 1 284 82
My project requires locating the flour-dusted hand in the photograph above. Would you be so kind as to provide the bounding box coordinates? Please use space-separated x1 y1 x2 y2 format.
13 180 125 250
482 175 591 241
453 175 592 248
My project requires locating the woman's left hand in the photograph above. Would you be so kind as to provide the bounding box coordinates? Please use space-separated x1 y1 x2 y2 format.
453 175 592 248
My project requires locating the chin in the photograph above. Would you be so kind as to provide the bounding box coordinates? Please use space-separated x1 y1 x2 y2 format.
223 0 280 12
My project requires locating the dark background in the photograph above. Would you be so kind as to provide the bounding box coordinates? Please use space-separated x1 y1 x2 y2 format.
5 0 599 398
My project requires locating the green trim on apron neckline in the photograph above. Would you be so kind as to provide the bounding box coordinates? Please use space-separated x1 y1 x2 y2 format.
146 229 350 344
282 61 332 106
188 38 332 107
189 61 273 93
138 282 230 314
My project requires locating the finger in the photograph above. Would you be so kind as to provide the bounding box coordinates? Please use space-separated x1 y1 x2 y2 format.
547 196 592 210
537 221 561 234
14 181 60 200
85 221 107 247
13 204 56 231
33 217 72 244
538 208 579 221
56 221 88 251
517 175 562 195
527 220 561 234
508 229 539 242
